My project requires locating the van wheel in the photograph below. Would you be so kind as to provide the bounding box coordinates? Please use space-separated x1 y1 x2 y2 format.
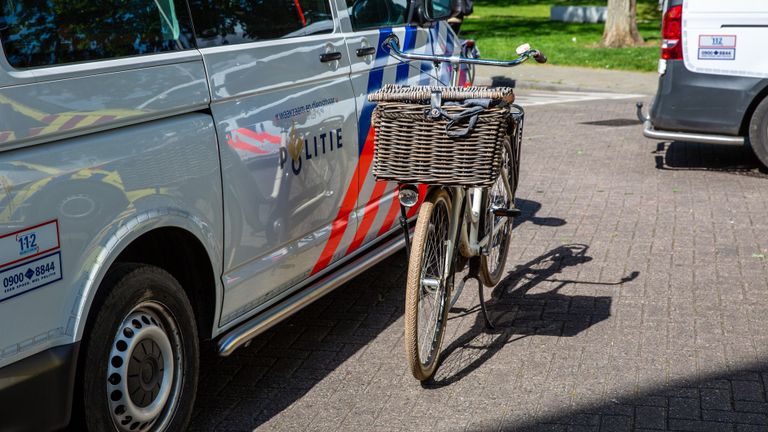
81 264 198 432
748 96 768 168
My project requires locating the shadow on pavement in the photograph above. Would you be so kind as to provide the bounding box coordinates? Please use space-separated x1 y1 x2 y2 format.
189 251 411 431
467 360 768 431
654 141 768 178
427 244 639 388
515 198 567 228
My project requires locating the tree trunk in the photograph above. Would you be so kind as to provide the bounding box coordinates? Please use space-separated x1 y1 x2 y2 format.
601 0 644 48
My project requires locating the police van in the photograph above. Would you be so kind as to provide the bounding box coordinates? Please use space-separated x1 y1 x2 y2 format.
643 0 768 167
0 0 464 430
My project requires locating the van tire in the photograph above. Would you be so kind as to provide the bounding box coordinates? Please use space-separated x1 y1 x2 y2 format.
748 96 768 169
81 264 198 432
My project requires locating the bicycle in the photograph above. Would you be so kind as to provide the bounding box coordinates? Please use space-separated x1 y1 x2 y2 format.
370 34 547 381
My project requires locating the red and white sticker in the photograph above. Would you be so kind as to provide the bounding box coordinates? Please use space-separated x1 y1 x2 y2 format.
0 220 60 269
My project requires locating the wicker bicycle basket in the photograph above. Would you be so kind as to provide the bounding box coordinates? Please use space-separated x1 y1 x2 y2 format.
368 84 515 187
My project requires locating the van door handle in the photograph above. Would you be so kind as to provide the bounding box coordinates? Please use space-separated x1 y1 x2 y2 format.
356 47 376 57
320 52 342 62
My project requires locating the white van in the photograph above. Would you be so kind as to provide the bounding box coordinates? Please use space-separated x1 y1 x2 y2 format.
0 0 463 430
643 0 768 166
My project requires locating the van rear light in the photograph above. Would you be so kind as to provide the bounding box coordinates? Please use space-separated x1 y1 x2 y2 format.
661 5 683 60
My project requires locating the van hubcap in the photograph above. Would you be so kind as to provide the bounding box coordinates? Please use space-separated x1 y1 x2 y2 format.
107 302 182 432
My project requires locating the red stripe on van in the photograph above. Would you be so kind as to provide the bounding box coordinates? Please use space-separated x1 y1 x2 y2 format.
227 134 269 154
311 126 376 274
92 115 117 126
41 115 58 124
237 127 281 145
346 180 388 254
60 115 87 131
376 187 401 237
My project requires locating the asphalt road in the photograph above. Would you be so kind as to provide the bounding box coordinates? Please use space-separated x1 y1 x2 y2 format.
190 90 768 431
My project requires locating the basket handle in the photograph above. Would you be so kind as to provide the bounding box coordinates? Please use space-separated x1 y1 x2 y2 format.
425 90 485 138
443 107 483 138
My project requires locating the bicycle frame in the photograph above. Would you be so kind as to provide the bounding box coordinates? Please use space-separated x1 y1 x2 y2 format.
447 167 513 273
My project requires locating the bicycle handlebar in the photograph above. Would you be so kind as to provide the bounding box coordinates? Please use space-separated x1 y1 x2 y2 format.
383 34 547 67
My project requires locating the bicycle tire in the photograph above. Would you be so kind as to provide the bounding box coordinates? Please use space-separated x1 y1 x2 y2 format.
479 137 515 286
405 188 453 381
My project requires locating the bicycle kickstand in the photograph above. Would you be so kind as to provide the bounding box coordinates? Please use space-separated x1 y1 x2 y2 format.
399 204 411 259
468 258 495 330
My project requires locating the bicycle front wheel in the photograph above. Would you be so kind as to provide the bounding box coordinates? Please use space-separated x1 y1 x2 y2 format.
405 188 453 381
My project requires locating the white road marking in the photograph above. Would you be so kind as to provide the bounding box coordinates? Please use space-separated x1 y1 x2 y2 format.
513 90 645 107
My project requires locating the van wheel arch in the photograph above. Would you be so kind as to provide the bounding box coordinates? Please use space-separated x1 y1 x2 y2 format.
107 227 218 340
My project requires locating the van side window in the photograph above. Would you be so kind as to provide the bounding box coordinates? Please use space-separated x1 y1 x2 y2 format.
0 0 195 69
189 0 334 48
346 0 411 31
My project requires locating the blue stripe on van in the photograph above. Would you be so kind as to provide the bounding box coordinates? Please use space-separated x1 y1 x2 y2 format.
357 28 391 155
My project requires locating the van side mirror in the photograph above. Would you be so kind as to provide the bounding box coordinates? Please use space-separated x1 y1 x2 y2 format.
424 0 452 21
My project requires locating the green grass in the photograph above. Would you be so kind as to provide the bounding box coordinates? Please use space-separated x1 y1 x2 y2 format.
461 1 662 71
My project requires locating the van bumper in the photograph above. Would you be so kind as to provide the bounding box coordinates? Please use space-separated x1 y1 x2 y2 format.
0 343 79 432
643 120 744 146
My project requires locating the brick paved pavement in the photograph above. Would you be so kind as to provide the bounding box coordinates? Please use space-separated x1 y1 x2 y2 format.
191 93 768 431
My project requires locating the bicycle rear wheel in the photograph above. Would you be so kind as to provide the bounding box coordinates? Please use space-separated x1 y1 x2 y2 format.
479 137 515 287
405 188 453 381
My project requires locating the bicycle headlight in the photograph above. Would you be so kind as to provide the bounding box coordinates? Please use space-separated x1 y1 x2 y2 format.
398 184 419 208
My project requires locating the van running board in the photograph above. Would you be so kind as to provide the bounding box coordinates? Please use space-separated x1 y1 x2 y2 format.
217 232 406 356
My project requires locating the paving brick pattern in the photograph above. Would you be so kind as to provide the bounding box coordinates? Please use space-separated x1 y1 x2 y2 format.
190 94 768 431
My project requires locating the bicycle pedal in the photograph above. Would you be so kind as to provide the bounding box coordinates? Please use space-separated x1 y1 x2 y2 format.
493 208 521 218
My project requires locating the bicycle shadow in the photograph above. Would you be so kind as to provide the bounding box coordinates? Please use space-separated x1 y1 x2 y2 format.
514 198 567 228
426 244 639 388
